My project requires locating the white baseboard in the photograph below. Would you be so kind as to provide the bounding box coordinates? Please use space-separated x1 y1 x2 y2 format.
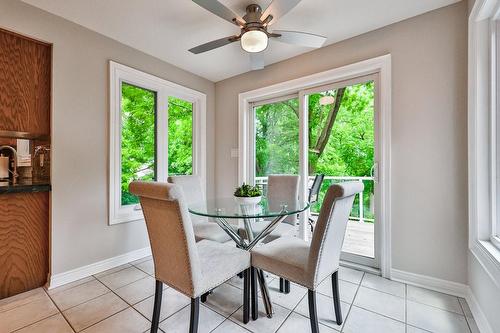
48 247 151 289
464 287 495 333
390 268 468 297
391 269 494 333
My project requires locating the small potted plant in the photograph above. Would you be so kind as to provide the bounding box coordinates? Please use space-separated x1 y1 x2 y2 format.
234 183 262 206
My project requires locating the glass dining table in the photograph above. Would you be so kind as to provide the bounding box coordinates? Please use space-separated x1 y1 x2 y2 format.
188 197 309 319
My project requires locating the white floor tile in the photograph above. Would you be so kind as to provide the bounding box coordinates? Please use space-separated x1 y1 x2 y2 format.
342 306 405 333
361 273 405 298
0 291 59 332
203 283 244 317
295 292 350 330
406 325 431 333
133 287 190 322
159 305 225 333
277 312 339 333
81 308 149 333
407 300 470 333
15 313 73 333
230 299 291 333
354 286 405 322
96 266 148 290
338 267 364 285
316 277 358 303
263 279 308 310
50 279 109 311
135 260 155 276
63 292 128 332
94 264 131 278
407 285 463 314
114 276 156 305
211 319 251 333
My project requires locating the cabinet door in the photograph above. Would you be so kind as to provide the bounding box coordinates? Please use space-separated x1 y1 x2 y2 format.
0 192 49 298
0 29 51 136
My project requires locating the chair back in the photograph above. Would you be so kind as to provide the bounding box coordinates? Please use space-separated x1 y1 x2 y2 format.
267 175 300 225
308 174 325 203
307 181 364 287
129 181 202 296
168 175 206 225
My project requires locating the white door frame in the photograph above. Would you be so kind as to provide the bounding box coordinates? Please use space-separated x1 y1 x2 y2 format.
238 55 392 277
300 73 381 269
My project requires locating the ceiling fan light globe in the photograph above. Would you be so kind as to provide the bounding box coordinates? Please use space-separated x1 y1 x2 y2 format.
241 30 268 53
319 95 335 105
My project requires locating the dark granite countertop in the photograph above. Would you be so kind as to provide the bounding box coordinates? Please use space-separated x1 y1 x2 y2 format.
0 179 51 194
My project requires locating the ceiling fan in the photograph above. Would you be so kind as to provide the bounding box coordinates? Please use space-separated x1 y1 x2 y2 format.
189 0 327 69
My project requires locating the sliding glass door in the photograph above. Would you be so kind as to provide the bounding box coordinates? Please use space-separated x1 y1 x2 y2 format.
249 75 381 268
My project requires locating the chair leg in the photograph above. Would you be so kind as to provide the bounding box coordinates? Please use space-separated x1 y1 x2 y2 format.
150 280 163 333
243 268 250 324
331 271 343 325
200 291 210 303
189 297 200 333
251 267 258 320
308 290 320 333
284 279 290 294
279 277 291 294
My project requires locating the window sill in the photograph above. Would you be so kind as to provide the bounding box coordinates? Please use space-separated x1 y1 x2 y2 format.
471 240 500 288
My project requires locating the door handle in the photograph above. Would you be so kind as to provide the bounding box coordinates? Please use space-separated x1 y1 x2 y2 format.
371 163 379 184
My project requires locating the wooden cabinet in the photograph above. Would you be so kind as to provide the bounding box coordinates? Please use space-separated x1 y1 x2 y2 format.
0 28 51 136
0 192 49 298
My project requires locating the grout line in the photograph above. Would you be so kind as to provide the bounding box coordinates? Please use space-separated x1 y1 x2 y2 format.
41 288 76 333
339 272 364 332
458 297 474 333
405 283 408 333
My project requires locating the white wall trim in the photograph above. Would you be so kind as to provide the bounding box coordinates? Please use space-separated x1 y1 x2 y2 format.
238 54 392 278
465 287 495 333
392 269 493 333
391 269 468 297
48 247 151 289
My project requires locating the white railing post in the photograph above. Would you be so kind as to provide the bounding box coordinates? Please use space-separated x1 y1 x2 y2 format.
359 183 364 223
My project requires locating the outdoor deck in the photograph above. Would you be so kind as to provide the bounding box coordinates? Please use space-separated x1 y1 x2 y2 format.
308 218 374 258
343 220 374 258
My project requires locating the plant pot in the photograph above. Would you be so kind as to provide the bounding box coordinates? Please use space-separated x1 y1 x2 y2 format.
234 195 262 206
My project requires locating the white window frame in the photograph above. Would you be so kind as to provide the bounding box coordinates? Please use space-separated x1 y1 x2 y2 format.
493 20 500 249
109 61 206 225
238 55 392 277
468 0 500 287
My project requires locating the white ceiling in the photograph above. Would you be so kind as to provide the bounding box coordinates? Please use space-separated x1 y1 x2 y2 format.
21 0 460 82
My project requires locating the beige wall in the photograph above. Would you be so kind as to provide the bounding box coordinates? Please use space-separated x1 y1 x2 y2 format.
215 2 468 283
0 0 215 275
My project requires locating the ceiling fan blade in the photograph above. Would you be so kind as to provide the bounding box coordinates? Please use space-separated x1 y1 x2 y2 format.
189 36 239 54
250 52 264 70
271 30 327 48
261 0 302 26
192 0 245 26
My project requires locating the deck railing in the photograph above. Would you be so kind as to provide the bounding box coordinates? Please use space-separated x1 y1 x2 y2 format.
255 176 374 223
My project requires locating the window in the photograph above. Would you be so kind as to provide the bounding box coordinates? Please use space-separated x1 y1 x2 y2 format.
109 61 206 225
469 0 500 279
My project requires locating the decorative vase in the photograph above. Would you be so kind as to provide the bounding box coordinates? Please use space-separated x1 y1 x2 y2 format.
234 196 262 206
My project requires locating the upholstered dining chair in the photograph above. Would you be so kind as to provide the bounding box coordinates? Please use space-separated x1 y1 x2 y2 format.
168 175 231 243
251 182 364 333
129 181 251 333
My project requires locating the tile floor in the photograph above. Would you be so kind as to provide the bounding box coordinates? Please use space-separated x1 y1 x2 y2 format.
0 258 480 333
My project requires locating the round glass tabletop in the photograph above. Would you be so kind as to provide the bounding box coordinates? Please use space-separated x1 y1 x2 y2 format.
188 197 310 219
